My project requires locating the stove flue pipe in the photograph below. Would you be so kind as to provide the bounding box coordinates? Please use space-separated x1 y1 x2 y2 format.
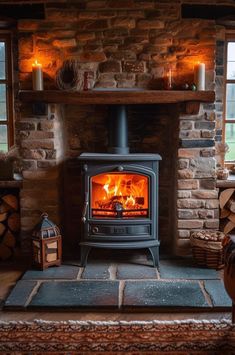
107 105 130 154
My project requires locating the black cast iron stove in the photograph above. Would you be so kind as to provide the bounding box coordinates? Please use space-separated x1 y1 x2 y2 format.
78 105 161 267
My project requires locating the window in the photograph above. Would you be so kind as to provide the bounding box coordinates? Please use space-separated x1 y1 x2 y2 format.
224 39 235 162
0 33 13 152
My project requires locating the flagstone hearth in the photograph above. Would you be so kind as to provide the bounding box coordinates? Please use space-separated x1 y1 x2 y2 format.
4 254 231 311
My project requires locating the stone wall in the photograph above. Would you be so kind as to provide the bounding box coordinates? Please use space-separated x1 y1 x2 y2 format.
177 105 218 254
15 0 229 256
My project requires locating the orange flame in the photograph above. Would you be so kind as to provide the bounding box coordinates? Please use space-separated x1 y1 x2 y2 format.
91 173 149 217
32 59 42 68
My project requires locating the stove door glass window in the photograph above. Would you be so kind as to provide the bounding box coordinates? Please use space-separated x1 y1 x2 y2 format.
91 173 149 218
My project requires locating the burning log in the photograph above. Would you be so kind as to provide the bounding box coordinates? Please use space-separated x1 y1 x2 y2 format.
96 195 145 211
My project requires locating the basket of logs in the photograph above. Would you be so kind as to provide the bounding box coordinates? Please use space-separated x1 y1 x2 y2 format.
190 230 226 269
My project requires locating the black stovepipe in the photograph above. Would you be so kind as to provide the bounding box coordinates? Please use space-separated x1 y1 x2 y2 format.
107 104 130 154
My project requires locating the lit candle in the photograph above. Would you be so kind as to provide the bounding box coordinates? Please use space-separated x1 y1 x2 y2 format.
194 62 205 91
164 67 173 90
32 60 43 90
168 68 172 89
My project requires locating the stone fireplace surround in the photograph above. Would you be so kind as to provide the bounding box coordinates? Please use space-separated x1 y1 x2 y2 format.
15 0 222 258
18 93 218 259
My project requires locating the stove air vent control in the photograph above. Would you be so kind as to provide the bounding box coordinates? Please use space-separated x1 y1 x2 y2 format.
92 226 99 234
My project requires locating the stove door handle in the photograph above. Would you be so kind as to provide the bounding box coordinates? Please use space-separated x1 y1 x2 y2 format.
81 192 89 223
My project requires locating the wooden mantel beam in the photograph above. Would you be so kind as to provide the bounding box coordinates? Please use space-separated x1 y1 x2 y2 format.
18 90 215 105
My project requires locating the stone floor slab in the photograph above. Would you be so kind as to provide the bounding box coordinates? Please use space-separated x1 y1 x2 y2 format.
159 259 219 280
29 281 119 308
204 280 232 307
81 263 110 279
4 280 37 309
4 256 230 311
89 249 149 263
123 281 209 308
22 265 80 280
117 264 157 279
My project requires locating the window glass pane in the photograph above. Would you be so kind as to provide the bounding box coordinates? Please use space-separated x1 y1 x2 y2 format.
0 42 5 61
227 61 235 79
228 42 235 61
226 84 235 119
0 84 6 121
0 102 6 120
225 123 235 161
0 61 5 80
0 124 8 152
0 84 6 102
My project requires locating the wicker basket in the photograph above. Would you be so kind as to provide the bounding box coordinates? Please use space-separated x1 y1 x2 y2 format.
190 230 225 269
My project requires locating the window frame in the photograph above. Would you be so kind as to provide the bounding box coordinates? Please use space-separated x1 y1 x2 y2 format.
0 32 14 151
224 33 235 166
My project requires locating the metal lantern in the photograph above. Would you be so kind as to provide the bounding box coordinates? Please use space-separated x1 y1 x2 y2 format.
32 213 62 270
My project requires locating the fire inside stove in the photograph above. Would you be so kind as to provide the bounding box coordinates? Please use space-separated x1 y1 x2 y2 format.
91 173 149 218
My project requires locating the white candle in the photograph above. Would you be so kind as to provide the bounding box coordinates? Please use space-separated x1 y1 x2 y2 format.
194 62 205 91
32 60 43 90
167 68 172 90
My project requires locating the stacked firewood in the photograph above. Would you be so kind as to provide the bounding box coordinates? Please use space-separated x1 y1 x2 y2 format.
0 192 20 260
220 188 235 234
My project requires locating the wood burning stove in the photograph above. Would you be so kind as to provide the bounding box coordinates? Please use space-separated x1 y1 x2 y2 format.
78 105 161 267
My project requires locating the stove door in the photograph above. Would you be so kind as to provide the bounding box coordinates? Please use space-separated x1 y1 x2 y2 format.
91 172 149 219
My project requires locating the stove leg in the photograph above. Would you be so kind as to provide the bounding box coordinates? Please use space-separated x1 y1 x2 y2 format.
80 246 91 267
148 246 159 268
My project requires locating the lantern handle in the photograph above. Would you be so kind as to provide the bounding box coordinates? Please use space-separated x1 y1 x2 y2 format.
41 212 49 219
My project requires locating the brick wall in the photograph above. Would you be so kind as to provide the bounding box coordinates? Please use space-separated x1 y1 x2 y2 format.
16 0 230 256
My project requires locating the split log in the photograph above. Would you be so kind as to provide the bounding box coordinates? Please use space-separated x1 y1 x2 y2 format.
1 194 18 211
0 191 20 261
224 220 235 234
0 212 7 222
0 222 6 237
219 188 235 209
219 188 235 234
228 213 235 224
220 208 230 219
0 243 12 260
3 230 16 248
0 201 11 213
227 198 235 213
7 212 20 232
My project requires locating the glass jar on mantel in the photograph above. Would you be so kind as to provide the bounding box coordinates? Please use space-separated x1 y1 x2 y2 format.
31 213 62 270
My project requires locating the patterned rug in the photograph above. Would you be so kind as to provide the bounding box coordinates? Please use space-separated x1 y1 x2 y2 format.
0 319 235 354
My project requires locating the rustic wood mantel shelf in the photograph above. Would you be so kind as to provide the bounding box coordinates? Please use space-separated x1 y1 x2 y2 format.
18 90 215 105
